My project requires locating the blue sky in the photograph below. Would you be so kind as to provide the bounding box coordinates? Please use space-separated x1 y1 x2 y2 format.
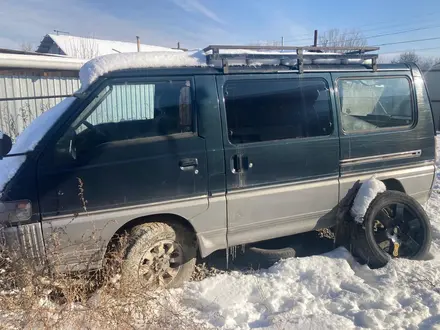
1 0 440 59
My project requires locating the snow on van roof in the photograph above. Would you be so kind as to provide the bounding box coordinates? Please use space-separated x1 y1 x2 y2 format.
206 48 339 55
77 48 366 93
78 51 206 92
77 49 344 92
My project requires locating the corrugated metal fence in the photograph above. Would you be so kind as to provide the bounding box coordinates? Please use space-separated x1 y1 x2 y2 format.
0 72 80 139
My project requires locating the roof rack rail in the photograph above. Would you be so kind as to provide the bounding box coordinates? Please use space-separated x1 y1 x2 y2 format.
203 45 380 73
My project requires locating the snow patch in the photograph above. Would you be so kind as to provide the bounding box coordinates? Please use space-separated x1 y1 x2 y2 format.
0 97 76 192
77 51 206 92
350 177 386 223
178 247 440 329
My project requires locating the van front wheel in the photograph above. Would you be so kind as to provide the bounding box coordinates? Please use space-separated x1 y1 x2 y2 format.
120 222 197 290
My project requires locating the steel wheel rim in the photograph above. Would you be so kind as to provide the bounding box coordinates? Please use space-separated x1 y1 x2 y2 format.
138 239 184 287
372 202 425 258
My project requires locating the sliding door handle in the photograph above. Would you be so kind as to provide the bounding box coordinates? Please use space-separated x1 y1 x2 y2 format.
179 158 198 172
231 155 252 174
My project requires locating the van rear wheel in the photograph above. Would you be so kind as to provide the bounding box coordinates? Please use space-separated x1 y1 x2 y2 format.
120 222 197 290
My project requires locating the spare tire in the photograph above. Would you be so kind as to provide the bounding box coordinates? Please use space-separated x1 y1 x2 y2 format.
351 191 432 269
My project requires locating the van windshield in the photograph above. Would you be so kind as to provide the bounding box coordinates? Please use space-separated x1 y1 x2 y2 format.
5 97 76 156
0 97 76 193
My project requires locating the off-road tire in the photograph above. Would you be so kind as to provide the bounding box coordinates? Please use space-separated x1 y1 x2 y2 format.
120 222 197 290
351 191 432 269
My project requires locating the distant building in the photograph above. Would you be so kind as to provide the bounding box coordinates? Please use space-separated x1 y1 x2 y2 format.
36 34 176 60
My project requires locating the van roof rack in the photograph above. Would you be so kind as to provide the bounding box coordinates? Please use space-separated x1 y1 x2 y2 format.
203 45 380 73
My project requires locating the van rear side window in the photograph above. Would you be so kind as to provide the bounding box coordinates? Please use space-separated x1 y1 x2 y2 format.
338 77 413 133
224 78 333 144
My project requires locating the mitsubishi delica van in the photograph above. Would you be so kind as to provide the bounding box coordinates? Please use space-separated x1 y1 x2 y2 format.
0 45 436 288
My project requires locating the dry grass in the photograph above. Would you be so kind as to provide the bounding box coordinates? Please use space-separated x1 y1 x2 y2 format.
0 167 209 329
1 101 48 141
0 235 209 330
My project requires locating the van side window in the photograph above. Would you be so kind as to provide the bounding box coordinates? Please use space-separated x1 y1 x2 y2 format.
58 80 193 158
338 77 413 133
224 79 332 144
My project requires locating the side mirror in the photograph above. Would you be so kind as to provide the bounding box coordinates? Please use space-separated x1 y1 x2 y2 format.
0 133 12 159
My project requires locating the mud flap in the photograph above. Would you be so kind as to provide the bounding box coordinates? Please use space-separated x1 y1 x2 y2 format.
333 180 362 249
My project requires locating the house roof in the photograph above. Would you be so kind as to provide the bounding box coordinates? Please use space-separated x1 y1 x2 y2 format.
37 34 176 59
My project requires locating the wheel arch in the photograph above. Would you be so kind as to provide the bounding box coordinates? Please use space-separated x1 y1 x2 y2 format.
102 213 198 261
382 178 406 193
114 213 196 237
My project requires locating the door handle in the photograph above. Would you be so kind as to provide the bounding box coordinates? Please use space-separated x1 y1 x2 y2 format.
231 155 241 173
231 155 252 174
179 158 198 172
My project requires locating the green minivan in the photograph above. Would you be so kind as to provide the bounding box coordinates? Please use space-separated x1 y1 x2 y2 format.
0 45 436 287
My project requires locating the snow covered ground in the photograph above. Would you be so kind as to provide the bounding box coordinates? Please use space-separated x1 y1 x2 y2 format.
174 145 440 329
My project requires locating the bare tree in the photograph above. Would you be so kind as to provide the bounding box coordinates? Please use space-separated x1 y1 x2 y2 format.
391 51 440 71
68 36 100 59
420 57 440 71
391 51 420 63
319 28 367 49
20 42 34 52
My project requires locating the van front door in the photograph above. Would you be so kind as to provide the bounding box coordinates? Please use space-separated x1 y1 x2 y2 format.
216 74 340 247
36 77 209 265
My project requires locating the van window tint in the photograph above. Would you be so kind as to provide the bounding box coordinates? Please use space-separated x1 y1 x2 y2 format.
224 79 332 144
58 80 193 157
338 77 413 132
